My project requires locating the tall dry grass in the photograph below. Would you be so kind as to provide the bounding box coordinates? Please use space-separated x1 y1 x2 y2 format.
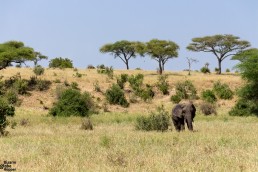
1 67 257 171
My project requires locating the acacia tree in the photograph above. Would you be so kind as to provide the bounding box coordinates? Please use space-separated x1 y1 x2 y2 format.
33 52 48 66
187 34 250 74
0 41 38 70
145 39 179 74
100 40 145 70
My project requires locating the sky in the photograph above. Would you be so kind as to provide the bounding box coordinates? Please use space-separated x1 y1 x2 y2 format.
1 0 257 71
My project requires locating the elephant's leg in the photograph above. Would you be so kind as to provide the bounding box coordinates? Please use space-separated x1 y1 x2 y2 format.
185 116 193 131
172 117 181 132
180 118 185 130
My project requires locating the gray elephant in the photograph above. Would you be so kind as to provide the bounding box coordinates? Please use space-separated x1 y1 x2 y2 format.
171 102 196 132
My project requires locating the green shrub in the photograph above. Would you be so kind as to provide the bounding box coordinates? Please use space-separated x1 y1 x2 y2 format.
97 65 113 79
28 76 37 88
128 74 155 101
5 89 19 105
74 72 82 78
128 74 144 94
214 68 219 73
213 81 233 100
87 65 95 69
116 74 128 89
49 88 95 117
200 67 210 74
105 84 129 108
135 105 169 132
33 65 45 76
156 75 169 95
229 49 258 117
140 84 155 102
36 79 51 91
170 94 181 103
71 82 80 90
97 64 105 69
4 73 21 88
201 89 217 103
49 57 73 69
229 99 256 116
170 80 197 103
0 98 15 136
226 69 230 73
54 79 61 83
0 77 5 95
13 79 29 95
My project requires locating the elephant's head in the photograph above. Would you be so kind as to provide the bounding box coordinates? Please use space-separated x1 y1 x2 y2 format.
181 102 196 120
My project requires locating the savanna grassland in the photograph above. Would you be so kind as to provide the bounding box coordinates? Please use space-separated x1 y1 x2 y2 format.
1 67 258 172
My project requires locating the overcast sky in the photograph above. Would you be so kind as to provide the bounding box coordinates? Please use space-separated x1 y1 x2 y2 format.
1 0 257 71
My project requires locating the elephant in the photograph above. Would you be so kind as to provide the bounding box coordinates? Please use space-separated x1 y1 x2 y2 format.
171 102 196 132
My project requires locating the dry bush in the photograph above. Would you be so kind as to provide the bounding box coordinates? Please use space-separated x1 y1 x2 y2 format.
200 102 217 115
80 118 93 130
20 118 30 126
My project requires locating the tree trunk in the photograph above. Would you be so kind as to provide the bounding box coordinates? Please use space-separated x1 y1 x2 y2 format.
188 62 191 75
218 60 222 74
162 62 165 71
125 60 129 70
159 60 163 75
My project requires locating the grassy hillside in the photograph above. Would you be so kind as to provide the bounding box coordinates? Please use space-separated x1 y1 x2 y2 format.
1 67 258 172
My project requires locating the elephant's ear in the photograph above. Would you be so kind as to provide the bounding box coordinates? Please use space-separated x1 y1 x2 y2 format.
175 105 184 118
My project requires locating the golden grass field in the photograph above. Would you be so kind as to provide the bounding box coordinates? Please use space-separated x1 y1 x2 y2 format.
1 67 258 172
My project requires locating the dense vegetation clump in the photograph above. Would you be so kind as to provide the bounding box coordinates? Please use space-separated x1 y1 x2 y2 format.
140 84 155 102
33 65 45 77
49 57 73 69
13 79 29 95
0 98 15 136
50 88 95 117
4 89 20 105
4 73 51 93
229 49 258 116
87 65 95 69
201 89 217 103
35 79 52 91
97 65 114 79
128 74 144 94
156 75 170 95
171 80 197 103
128 74 154 101
135 105 169 132
200 67 210 74
116 74 128 89
213 81 233 100
105 84 129 108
